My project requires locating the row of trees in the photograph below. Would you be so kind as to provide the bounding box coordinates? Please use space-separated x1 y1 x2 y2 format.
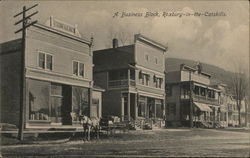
231 62 249 126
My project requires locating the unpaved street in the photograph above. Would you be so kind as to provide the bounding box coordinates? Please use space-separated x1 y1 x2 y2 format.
1 128 250 157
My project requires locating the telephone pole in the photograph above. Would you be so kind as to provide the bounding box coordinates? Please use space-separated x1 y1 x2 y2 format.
14 4 38 140
189 70 193 128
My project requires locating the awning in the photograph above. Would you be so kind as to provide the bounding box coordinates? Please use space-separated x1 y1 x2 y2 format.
193 102 212 112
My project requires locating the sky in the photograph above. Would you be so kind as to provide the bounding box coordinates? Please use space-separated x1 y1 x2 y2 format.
0 0 249 73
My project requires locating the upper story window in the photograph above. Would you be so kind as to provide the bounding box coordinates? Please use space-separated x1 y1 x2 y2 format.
145 54 149 61
154 76 162 88
38 52 53 70
73 61 84 77
154 57 158 64
139 72 150 86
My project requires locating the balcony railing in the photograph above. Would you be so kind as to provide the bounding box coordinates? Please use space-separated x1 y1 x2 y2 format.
193 94 219 105
108 79 135 88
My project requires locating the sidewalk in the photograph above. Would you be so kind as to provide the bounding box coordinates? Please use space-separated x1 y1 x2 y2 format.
216 127 250 133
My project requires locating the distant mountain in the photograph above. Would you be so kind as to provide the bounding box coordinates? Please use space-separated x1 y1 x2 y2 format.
165 57 234 87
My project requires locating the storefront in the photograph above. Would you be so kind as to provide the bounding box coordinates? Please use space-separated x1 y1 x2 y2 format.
27 78 91 127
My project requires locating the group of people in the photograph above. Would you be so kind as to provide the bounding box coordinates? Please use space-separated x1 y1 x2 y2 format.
79 115 100 141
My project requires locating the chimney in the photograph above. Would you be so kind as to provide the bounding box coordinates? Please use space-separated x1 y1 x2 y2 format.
112 38 118 48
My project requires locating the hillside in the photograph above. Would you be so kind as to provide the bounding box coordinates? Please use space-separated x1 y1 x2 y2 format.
165 58 234 87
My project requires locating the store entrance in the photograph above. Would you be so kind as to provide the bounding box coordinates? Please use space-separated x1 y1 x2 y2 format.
50 83 72 125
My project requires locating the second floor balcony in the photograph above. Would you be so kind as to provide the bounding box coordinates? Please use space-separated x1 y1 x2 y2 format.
108 68 135 89
108 79 135 88
193 94 219 105
180 82 221 105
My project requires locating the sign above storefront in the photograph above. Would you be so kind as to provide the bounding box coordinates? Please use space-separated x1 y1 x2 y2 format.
45 16 82 38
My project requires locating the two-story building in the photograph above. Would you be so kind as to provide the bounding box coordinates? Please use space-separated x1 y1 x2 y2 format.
166 63 225 128
225 94 246 127
0 17 104 130
93 34 167 129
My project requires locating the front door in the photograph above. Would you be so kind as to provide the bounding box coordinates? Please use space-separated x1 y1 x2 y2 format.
51 83 63 124
51 96 62 124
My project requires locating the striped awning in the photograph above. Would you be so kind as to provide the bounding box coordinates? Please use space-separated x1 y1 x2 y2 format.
193 102 213 112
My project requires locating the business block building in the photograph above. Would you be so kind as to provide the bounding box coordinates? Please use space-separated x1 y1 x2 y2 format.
0 17 104 130
93 34 167 129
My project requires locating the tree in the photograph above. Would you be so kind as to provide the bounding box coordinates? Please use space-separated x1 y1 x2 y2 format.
231 63 248 126
105 26 133 48
244 97 249 127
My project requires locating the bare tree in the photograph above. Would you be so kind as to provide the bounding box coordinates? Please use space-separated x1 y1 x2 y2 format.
105 26 133 48
231 63 248 127
245 97 249 126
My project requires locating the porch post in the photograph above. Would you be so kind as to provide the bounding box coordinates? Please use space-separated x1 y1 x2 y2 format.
154 99 156 119
89 88 93 118
134 94 137 120
146 97 149 118
128 69 130 86
127 92 131 121
226 112 229 127
121 96 124 121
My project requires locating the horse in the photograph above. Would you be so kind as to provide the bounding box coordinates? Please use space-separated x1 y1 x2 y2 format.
80 115 92 141
80 115 100 141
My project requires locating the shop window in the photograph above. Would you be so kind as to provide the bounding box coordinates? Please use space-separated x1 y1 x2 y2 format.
92 98 99 118
156 100 163 118
138 96 146 117
39 52 53 70
73 61 84 77
72 86 89 117
29 79 50 121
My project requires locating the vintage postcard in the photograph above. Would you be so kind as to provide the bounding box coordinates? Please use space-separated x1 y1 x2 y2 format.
0 0 249 157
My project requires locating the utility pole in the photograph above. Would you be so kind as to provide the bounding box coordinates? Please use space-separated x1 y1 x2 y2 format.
189 70 193 128
14 4 38 141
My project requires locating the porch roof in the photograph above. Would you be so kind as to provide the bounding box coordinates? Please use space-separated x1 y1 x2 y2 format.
193 102 213 112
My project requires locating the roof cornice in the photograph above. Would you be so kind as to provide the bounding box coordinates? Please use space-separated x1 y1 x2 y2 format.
135 34 167 52
32 23 91 46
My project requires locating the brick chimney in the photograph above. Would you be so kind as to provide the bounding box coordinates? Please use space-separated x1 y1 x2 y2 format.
112 38 118 48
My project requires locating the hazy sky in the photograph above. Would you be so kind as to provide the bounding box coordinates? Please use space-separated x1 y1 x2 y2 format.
0 1 249 72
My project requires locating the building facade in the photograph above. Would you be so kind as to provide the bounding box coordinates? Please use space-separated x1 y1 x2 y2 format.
93 34 167 129
224 94 246 127
0 17 103 129
166 63 227 128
